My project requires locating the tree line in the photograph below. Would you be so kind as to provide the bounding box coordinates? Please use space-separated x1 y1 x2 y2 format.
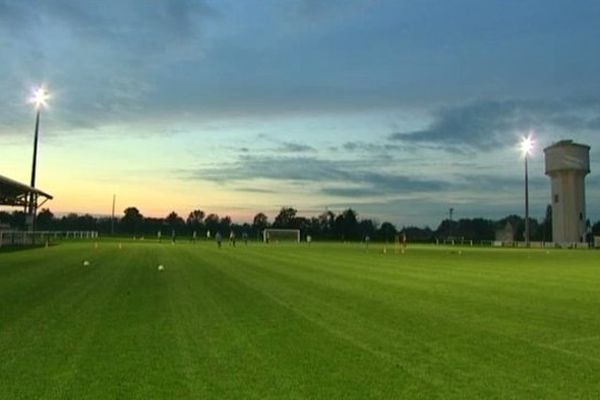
1 205 599 242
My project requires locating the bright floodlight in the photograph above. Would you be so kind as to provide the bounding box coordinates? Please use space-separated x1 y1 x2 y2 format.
520 135 534 157
29 86 49 109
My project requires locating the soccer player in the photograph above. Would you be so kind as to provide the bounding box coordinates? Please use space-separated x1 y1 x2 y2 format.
242 232 249 246
229 231 236 247
215 232 222 248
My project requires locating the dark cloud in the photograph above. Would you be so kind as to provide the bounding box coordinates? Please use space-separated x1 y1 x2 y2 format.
389 99 600 152
0 0 219 135
187 156 351 182
184 155 446 197
587 116 600 130
342 142 359 151
287 0 366 21
183 152 572 225
342 141 403 153
3 1 600 139
0 2 31 29
321 176 442 198
319 187 382 198
1 0 217 39
278 142 317 153
236 187 277 194
457 174 548 192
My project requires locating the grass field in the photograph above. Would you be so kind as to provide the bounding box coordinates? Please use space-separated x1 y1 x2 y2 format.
1 240 600 399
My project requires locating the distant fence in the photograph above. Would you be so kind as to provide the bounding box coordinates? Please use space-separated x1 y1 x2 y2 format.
491 240 594 249
433 239 596 249
0 231 99 247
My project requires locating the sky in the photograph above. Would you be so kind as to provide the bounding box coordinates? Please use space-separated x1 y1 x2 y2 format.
1 0 599 227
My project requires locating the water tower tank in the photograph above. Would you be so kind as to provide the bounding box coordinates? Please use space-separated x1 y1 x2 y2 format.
544 140 590 244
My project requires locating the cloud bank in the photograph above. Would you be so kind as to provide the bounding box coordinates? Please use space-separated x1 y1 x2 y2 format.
390 99 600 152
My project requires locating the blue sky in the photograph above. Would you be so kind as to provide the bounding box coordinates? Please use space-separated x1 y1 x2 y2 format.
1 0 599 226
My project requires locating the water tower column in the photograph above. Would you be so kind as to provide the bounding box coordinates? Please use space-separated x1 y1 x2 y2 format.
544 140 590 245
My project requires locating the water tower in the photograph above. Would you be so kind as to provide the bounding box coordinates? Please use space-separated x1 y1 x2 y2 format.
544 140 591 244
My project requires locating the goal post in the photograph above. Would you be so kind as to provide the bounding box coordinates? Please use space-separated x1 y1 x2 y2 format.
263 229 301 243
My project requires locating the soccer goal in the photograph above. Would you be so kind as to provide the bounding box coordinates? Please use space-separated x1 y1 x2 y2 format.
263 229 300 243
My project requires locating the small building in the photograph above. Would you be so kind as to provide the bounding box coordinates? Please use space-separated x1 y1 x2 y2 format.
495 221 514 243
0 174 53 246
1 174 53 210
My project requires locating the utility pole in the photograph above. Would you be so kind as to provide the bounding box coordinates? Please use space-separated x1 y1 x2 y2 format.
111 194 116 235
448 207 454 239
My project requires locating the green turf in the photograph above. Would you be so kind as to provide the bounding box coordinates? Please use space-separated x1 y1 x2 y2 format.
1 241 599 399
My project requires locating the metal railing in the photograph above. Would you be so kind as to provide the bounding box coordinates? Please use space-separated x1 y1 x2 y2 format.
0 230 99 247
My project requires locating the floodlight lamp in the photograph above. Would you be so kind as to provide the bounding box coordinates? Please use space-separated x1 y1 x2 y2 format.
29 86 49 109
520 134 534 157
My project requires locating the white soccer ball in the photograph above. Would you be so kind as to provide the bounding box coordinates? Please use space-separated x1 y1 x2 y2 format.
83 260 90 266
158 265 164 271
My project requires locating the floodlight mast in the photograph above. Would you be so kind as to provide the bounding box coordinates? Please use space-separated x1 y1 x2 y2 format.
28 86 49 231
520 134 534 247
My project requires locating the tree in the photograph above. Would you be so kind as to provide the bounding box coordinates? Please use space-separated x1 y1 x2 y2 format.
436 219 459 239
334 208 359 240
592 221 600 236
187 209 205 228
77 214 98 231
306 216 321 237
293 216 310 234
36 208 54 230
166 211 185 232
378 221 397 242
240 222 252 236
204 213 220 234
541 204 552 242
273 207 297 228
403 226 434 242
0 211 10 225
253 212 269 231
96 217 114 233
60 213 81 230
220 216 232 233
359 219 377 239
318 210 336 236
121 207 144 234
455 218 495 241
8 211 26 230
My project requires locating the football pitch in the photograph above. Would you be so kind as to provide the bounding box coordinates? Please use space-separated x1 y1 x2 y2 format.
1 241 599 399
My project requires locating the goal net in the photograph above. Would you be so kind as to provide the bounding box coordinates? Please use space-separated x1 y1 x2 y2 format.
263 229 300 243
